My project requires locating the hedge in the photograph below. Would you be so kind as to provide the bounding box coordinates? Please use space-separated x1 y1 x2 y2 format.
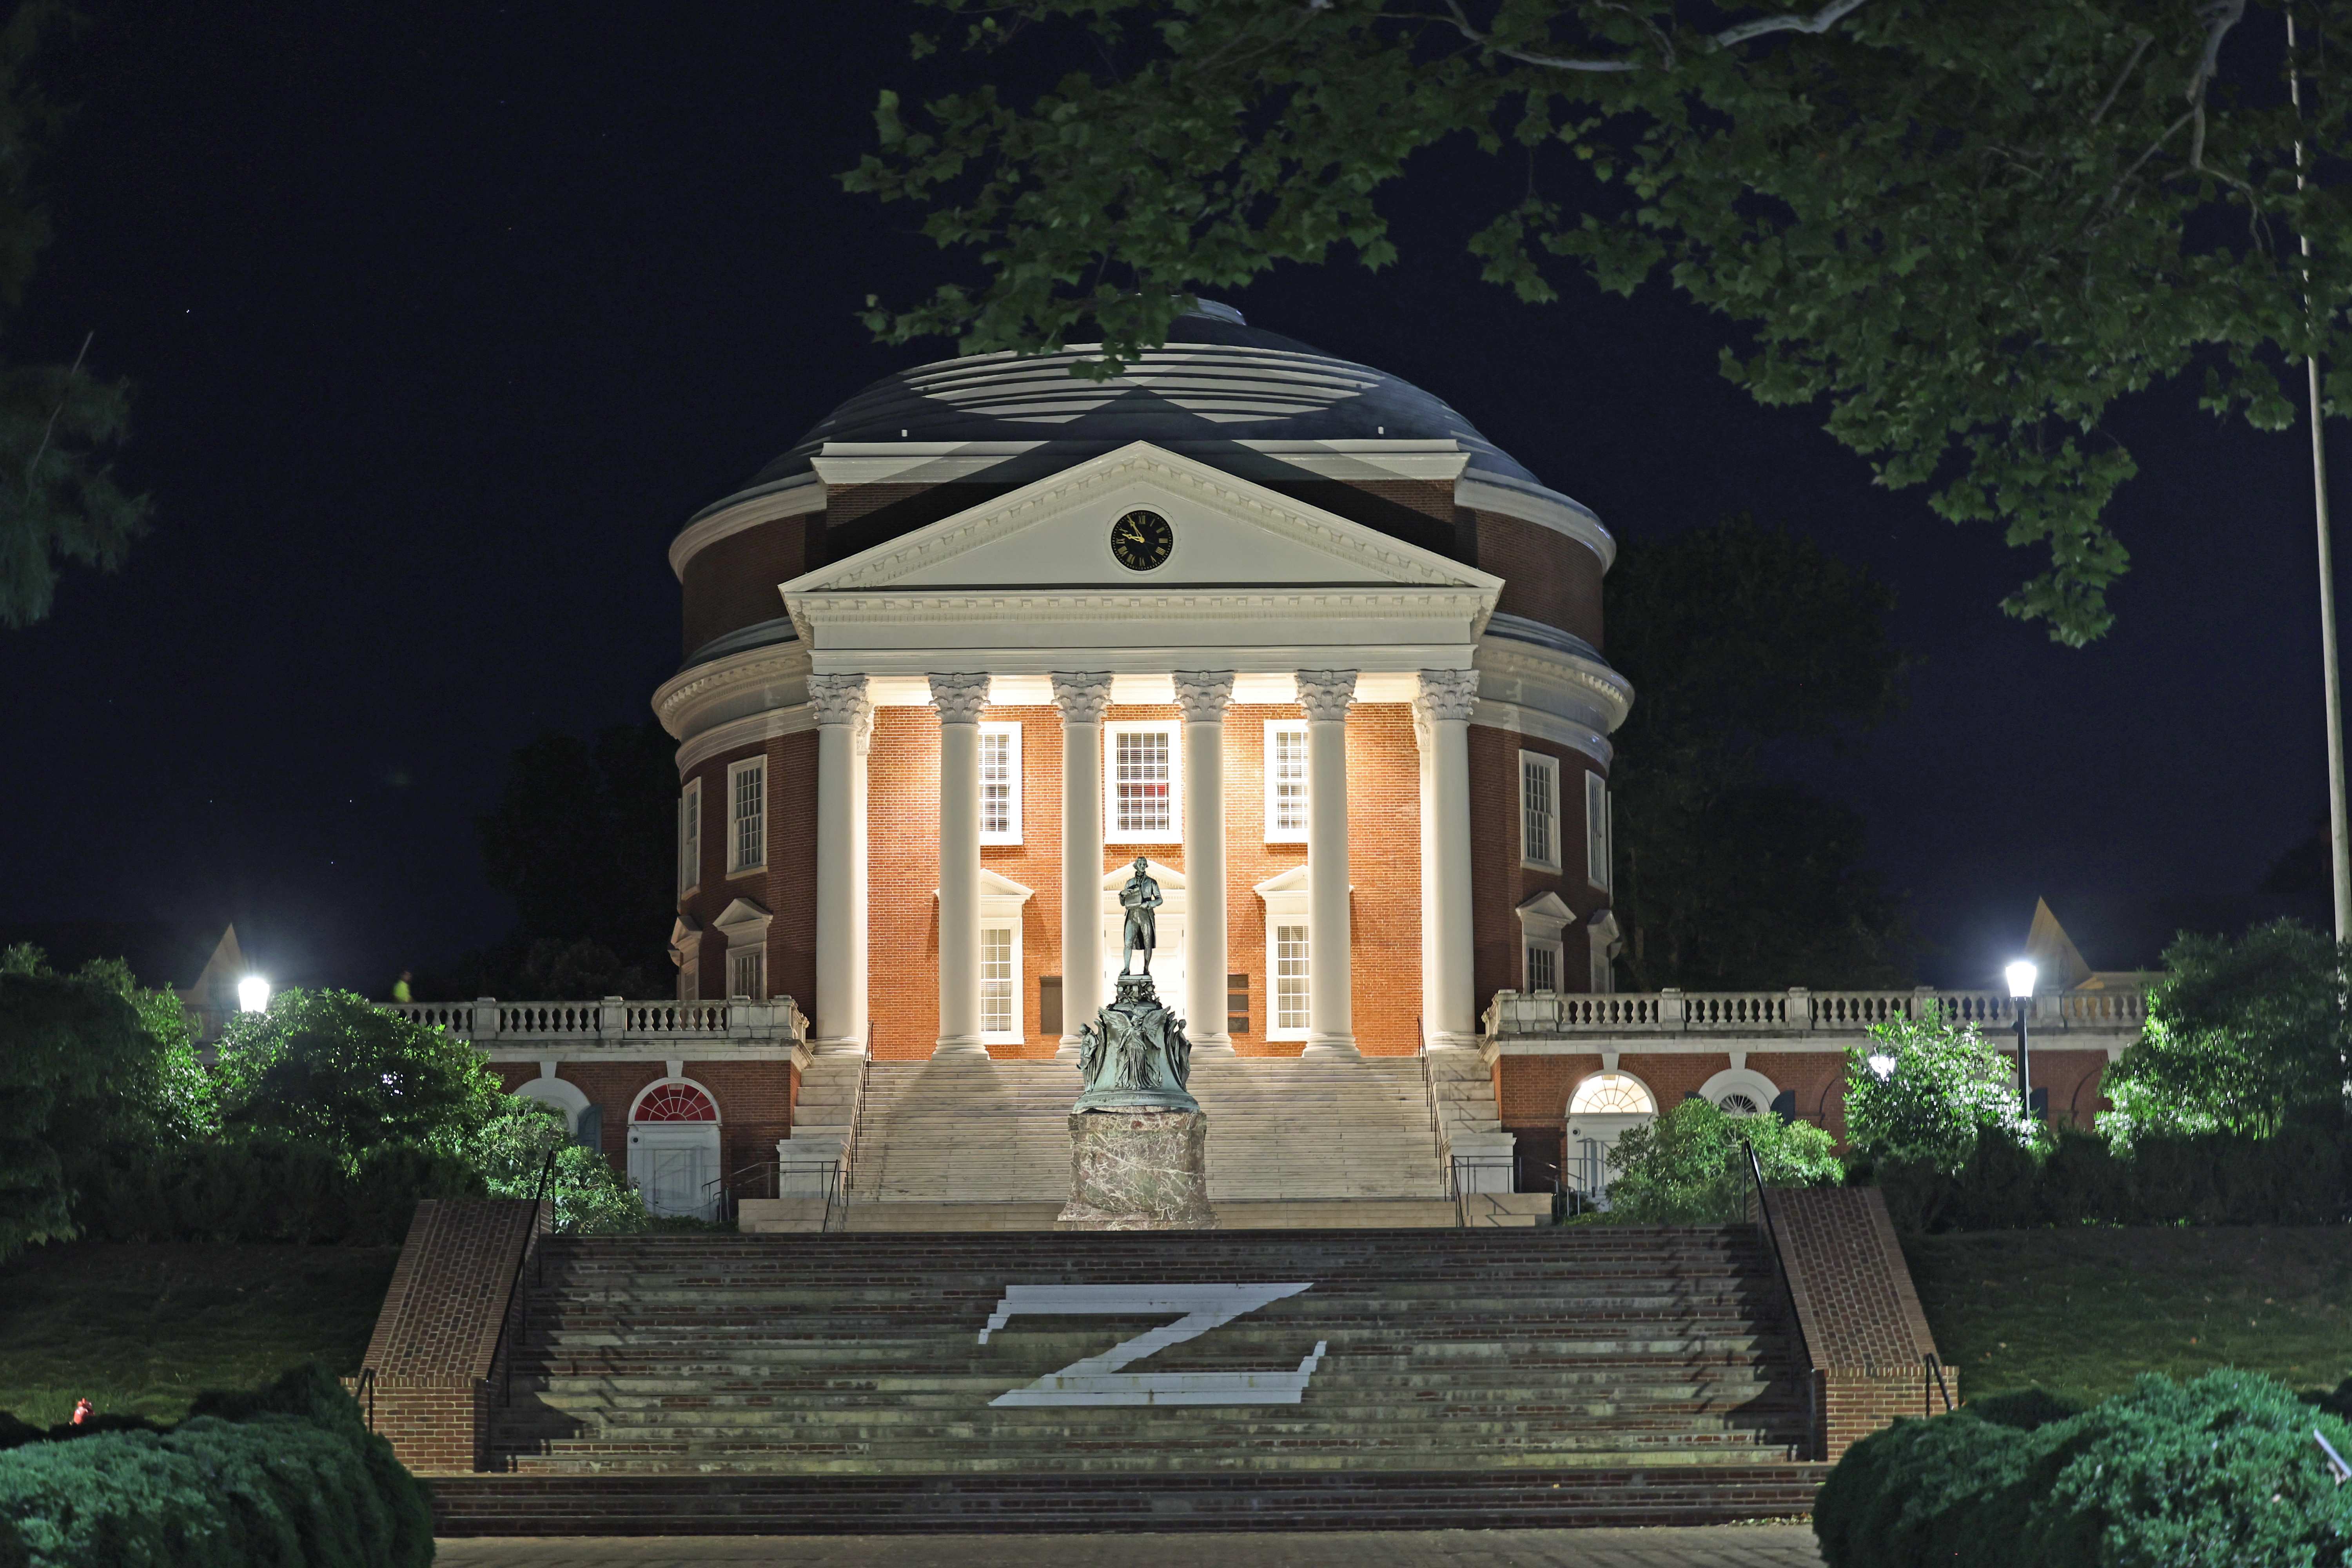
0 1365 432 1568
1873 1124 2352 1232
71 1138 484 1246
1815 1370 2352 1568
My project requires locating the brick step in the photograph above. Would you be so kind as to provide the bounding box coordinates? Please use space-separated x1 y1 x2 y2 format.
524 1283 1777 1306
505 1374 1794 1405
430 1465 1829 1535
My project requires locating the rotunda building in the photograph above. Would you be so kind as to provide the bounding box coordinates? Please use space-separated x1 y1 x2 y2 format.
653 303 1632 1067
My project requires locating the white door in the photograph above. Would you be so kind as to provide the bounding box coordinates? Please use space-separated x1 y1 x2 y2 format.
628 1124 720 1219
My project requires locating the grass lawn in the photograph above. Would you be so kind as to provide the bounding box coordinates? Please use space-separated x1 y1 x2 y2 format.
1904 1226 2352 1405
0 1242 398 1426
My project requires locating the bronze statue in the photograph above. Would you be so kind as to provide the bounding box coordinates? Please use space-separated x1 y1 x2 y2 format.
1118 856 1161 976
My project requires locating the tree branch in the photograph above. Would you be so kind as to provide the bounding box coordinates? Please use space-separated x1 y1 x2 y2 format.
1427 0 1873 76
2088 32 2152 127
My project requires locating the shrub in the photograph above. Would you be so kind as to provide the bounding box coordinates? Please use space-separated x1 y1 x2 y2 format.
1814 1371 2352 1568
0 1365 432 1568
472 1100 646 1235
1846 1003 2037 1174
2102 920 2352 1148
1875 1123 2349 1232
71 1136 483 1246
209 990 504 1165
1603 1098 1840 1224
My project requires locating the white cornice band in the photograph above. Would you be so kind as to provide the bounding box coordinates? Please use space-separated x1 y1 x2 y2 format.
667 473 824 581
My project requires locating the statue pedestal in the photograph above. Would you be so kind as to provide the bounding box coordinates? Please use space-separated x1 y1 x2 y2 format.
1056 1109 1216 1230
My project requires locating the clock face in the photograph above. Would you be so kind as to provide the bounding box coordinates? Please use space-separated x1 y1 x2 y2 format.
1109 509 1174 572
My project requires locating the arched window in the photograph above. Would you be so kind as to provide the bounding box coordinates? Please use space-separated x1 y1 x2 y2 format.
1568 1073 1655 1116
632 1081 719 1122
1699 1067 1782 1119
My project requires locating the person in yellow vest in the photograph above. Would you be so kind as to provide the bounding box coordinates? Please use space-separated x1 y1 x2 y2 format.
391 970 413 1004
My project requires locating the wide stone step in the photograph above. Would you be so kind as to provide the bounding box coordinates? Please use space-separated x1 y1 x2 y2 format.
431 1466 1829 1535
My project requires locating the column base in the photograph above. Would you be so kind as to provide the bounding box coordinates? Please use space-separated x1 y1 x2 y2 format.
1055 1034 1084 1064
1302 1034 1361 1059
1422 1032 1483 1053
932 1036 991 1060
1189 1032 1236 1056
807 1035 869 1057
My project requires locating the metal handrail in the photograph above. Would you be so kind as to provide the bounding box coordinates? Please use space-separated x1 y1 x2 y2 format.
1739 1138 1817 1459
1924 1353 1954 1414
491 1152 555 1407
354 1366 376 1434
1417 1016 1446 1169
701 1158 780 1225
842 1028 874 1193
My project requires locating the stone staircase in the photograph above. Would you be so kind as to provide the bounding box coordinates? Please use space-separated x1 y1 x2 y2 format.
435 1227 1826 1533
844 1055 1450 1208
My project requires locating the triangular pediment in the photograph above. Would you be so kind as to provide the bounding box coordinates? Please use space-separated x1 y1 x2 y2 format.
782 441 1501 599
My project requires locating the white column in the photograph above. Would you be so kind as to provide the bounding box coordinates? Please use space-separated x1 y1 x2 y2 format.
1296 670 1359 1058
1175 671 1234 1054
808 673 870 1053
930 672 992 1059
1051 672 1112 1062
1416 668 1481 1049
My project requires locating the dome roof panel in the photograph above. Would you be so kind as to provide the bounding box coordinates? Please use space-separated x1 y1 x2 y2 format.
741 308 1549 492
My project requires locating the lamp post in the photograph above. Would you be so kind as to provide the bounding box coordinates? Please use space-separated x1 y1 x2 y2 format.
2005 960 2038 1117
236 975 272 1013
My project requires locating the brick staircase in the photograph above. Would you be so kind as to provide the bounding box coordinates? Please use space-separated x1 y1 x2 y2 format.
434 1226 1827 1534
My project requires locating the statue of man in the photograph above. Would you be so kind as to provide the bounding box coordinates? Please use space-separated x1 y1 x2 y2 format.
1119 856 1161 976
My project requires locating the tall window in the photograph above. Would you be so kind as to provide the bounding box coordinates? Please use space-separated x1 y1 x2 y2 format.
980 722 1023 844
1584 771 1612 891
678 779 701 896
1525 941 1559 993
728 758 766 874
1264 721 1307 842
1105 722 1180 841
1520 750 1560 872
980 924 1018 1040
1273 924 1310 1037
728 946 764 1001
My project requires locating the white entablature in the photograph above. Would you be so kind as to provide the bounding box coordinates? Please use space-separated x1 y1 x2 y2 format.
776 441 1503 678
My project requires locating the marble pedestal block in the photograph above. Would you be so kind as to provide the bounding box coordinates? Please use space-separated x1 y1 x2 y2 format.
1056 1109 1216 1230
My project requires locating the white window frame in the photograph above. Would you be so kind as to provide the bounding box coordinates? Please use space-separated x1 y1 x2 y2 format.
1104 720 1183 844
980 920 1022 1043
1255 866 1313 1042
1585 770 1612 891
1524 938 1563 995
979 722 1024 845
729 946 766 1002
1262 720 1308 843
1515 891 1573 995
1519 750 1561 873
712 897 772 1002
727 757 766 875
678 778 702 897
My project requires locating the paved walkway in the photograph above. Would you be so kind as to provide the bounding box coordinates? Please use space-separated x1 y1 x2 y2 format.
435 1526 1824 1568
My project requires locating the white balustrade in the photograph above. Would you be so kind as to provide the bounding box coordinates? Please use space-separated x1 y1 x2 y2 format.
386 996 804 1047
1484 982 2145 1041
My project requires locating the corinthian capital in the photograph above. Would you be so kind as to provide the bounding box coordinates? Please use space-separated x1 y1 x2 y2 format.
806 673 871 728
1049 671 1114 725
1172 670 1235 723
927 672 992 724
1294 670 1359 723
1412 668 1480 726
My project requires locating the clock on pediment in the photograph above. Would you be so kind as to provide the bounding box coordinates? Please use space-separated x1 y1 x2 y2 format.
1109 509 1174 572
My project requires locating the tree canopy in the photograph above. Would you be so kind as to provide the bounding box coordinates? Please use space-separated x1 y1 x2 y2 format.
0 4 147 629
850 0 2352 644
2099 918 2352 1144
1605 515 1910 987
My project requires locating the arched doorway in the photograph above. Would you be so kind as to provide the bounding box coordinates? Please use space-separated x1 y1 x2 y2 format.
1564 1071 1657 1207
627 1078 722 1219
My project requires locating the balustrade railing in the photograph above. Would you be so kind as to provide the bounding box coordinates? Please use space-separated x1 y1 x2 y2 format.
387 995 805 1047
1484 984 2145 1040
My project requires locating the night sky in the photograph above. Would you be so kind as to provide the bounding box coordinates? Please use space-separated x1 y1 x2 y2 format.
0 4 2338 994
